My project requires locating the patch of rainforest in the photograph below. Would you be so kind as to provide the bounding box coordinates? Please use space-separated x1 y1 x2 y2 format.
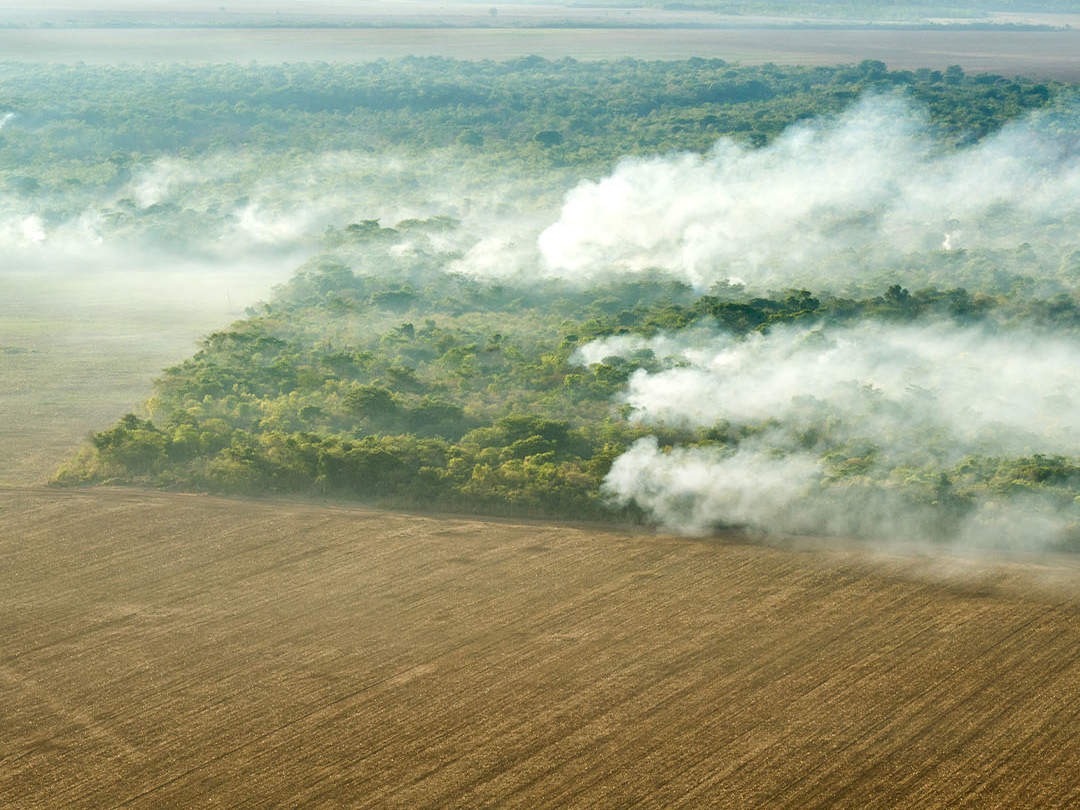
28 57 1080 546
57 229 1080 545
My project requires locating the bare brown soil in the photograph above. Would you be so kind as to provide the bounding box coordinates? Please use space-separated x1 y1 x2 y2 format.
3 27 1080 80
2 485 1080 808
0 269 283 487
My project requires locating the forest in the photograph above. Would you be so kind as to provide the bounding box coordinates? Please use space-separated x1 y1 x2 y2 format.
10 56 1077 549
0 57 1061 174
56 223 1080 547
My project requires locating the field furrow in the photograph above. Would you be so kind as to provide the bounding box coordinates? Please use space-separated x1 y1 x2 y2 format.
2 487 1078 808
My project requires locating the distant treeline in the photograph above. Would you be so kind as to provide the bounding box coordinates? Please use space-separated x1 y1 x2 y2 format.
0 57 1065 193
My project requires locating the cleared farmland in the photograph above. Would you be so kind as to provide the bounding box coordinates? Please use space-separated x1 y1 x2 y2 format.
0 269 285 487
2 486 1079 807
2 27 1079 80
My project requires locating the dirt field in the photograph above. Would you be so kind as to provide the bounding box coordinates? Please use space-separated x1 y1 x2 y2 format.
2 27 1079 80
0 268 285 487
3 485 1079 808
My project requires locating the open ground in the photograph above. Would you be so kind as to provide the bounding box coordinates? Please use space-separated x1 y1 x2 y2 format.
1 27 1079 80
2 485 1079 807
0 268 285 487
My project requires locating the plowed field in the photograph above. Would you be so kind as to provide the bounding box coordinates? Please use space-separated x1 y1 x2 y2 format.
2 486 1079 808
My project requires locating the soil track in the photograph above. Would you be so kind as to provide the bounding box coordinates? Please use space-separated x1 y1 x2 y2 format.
3 486 1080 807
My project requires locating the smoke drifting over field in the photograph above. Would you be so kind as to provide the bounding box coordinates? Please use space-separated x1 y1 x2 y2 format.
604 437 1075 551
586 321 1080 547
539 95 1080 290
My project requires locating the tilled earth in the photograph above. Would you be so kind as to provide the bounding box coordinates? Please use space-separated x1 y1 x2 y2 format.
2 486 1079 808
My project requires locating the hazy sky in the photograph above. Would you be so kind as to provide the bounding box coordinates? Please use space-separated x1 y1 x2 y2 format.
0 1 521 12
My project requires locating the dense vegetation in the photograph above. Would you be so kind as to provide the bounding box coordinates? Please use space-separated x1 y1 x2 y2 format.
55 225 1080 544
0 57 1063 187
31 57 1080 545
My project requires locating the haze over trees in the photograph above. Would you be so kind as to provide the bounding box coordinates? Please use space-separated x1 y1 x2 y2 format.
4 55 1075 549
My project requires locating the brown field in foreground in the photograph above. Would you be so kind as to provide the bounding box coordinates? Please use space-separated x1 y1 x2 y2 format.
2 27 1079 80
3 486 1080 807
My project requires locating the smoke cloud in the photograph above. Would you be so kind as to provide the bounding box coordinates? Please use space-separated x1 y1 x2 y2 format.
605 437 821 537
587 321 1080 548
8 87 1080 552
551 95 1080 550
0 147 564 266
10 94 1080 296
591 321 1080 458
539 95 1080 290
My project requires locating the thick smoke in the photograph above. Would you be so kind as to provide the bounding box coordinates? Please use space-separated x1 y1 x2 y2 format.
0 147 563 275
539 95 1080 290
8 94 1080 293
605 438 821 537
8 88 1080 550
554 95 1080 550
586 322 1080 458
586 321 1080 548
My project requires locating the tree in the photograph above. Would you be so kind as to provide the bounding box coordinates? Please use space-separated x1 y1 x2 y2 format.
533 130 563 147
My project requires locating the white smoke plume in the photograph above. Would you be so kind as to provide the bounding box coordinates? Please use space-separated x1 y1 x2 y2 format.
604 438 1077 551
607 321 1080 458
539 95 1080 289
8 94 1079 294
587 321 1080 547
0 146 564 278
605 438 821 537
